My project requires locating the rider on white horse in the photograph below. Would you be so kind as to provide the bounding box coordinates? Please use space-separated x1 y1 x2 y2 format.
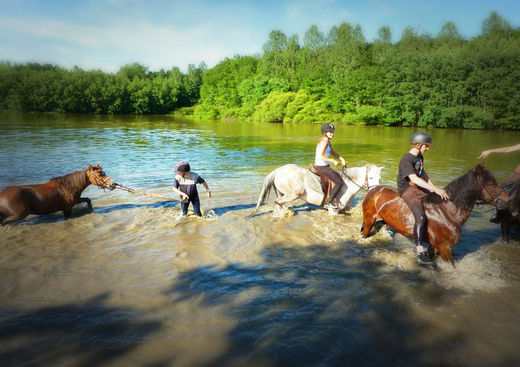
315 123 347 209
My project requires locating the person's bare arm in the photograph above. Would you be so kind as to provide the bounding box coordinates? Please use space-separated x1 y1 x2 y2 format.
202 181 211 198
479 143 520 159
172 187 188 200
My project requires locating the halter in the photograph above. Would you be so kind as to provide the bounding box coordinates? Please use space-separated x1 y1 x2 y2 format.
87 168 113 190
477 173 509 208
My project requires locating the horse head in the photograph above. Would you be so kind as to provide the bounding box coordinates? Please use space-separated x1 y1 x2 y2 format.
474 163 510 210
86 164 116 190
366 164 384 189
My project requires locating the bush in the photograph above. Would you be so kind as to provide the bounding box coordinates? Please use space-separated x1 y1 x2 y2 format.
253 91 296 122
356 105 390 125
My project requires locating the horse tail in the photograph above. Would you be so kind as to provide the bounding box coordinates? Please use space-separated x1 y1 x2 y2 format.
250 169 278 217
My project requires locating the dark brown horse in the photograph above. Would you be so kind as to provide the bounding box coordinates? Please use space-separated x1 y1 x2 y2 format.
0 164 115 225
361 164 509 264
495 168 520 242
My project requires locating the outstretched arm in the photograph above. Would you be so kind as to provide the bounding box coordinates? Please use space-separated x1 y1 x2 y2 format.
172 187 189 200
479 143 520 159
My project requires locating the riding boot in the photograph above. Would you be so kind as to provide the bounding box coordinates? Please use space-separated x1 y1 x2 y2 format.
414 220 434 266
325 183 344 209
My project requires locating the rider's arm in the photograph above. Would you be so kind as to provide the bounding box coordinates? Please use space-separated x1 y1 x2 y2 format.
408 174 449 200
328 143 346 167
317 138 339 166
479 143 520 159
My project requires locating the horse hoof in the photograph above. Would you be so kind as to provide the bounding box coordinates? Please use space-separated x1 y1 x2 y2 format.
417 252 435 267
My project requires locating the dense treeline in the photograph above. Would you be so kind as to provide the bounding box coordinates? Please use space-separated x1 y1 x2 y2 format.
1 12 519 129
195 12 520 129
0 62 205 114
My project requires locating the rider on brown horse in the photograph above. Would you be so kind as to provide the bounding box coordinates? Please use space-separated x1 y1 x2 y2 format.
397 132 450 265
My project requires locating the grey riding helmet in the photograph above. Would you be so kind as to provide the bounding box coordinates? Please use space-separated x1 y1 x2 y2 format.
410 131 433 145
321 123 335 134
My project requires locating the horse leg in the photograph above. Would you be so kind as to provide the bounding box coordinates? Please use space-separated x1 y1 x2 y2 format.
361 198 378 238
501 219 512 242
1 213 27 225
437 244 454 266
0 204 27 225
78 197 92 210
63 208 72 219
274 194 300 209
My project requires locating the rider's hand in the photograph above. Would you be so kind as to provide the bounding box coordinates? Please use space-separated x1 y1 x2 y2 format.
332 159 339 166
339 157 346 167
435 188 449 200
478 150 491 159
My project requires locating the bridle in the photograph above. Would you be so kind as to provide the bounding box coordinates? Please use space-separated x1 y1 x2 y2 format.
477 173 509 208
87 168 113 190
343 165 371 190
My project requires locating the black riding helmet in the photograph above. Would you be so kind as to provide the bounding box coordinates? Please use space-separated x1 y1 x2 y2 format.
175 160 191 173
410 131 433 145
321 123 335 134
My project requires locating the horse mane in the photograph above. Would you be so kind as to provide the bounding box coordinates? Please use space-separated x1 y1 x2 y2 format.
423 169 485 211
50 169 88 192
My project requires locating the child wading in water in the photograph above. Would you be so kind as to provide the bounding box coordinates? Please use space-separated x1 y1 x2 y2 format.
172 161 211 216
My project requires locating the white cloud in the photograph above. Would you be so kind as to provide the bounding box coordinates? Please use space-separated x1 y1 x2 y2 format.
0 13 262 71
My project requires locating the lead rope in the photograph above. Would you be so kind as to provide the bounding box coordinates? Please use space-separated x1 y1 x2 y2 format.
114 183 182 201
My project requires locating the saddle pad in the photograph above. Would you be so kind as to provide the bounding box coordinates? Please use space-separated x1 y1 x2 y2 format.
305 169 324 195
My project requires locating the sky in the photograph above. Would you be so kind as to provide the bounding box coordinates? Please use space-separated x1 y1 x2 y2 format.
0 0 519 73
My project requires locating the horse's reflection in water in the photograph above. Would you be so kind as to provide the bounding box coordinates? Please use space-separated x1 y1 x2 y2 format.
361 164 509 264
0 164 115 225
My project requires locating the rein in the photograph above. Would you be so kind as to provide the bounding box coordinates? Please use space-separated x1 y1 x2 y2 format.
114 183 182 201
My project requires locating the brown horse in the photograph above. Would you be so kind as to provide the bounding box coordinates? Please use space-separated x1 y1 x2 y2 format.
361 164 509 264
0 164 115 225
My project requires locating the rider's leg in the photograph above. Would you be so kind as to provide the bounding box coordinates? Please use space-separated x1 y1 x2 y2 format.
316 165 345 207
402 187 431 264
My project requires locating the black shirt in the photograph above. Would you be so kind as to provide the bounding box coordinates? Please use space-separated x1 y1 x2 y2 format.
173 172 205 199
397 152 430 194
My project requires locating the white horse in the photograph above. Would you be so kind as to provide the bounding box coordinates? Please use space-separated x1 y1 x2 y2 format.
251 164 383 216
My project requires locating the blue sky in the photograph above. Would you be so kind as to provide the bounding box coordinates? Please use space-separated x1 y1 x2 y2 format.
0 0 518 73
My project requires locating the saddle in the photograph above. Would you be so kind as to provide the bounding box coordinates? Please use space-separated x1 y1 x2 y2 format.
309 164 334 206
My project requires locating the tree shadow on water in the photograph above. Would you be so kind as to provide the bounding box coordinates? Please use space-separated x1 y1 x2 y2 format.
0 293 162 367
165 244 466 367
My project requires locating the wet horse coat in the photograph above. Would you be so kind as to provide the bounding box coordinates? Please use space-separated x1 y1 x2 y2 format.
361 164 509 263
0 164 115 225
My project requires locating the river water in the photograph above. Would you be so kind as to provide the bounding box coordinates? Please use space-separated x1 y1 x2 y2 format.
0 112 519 367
